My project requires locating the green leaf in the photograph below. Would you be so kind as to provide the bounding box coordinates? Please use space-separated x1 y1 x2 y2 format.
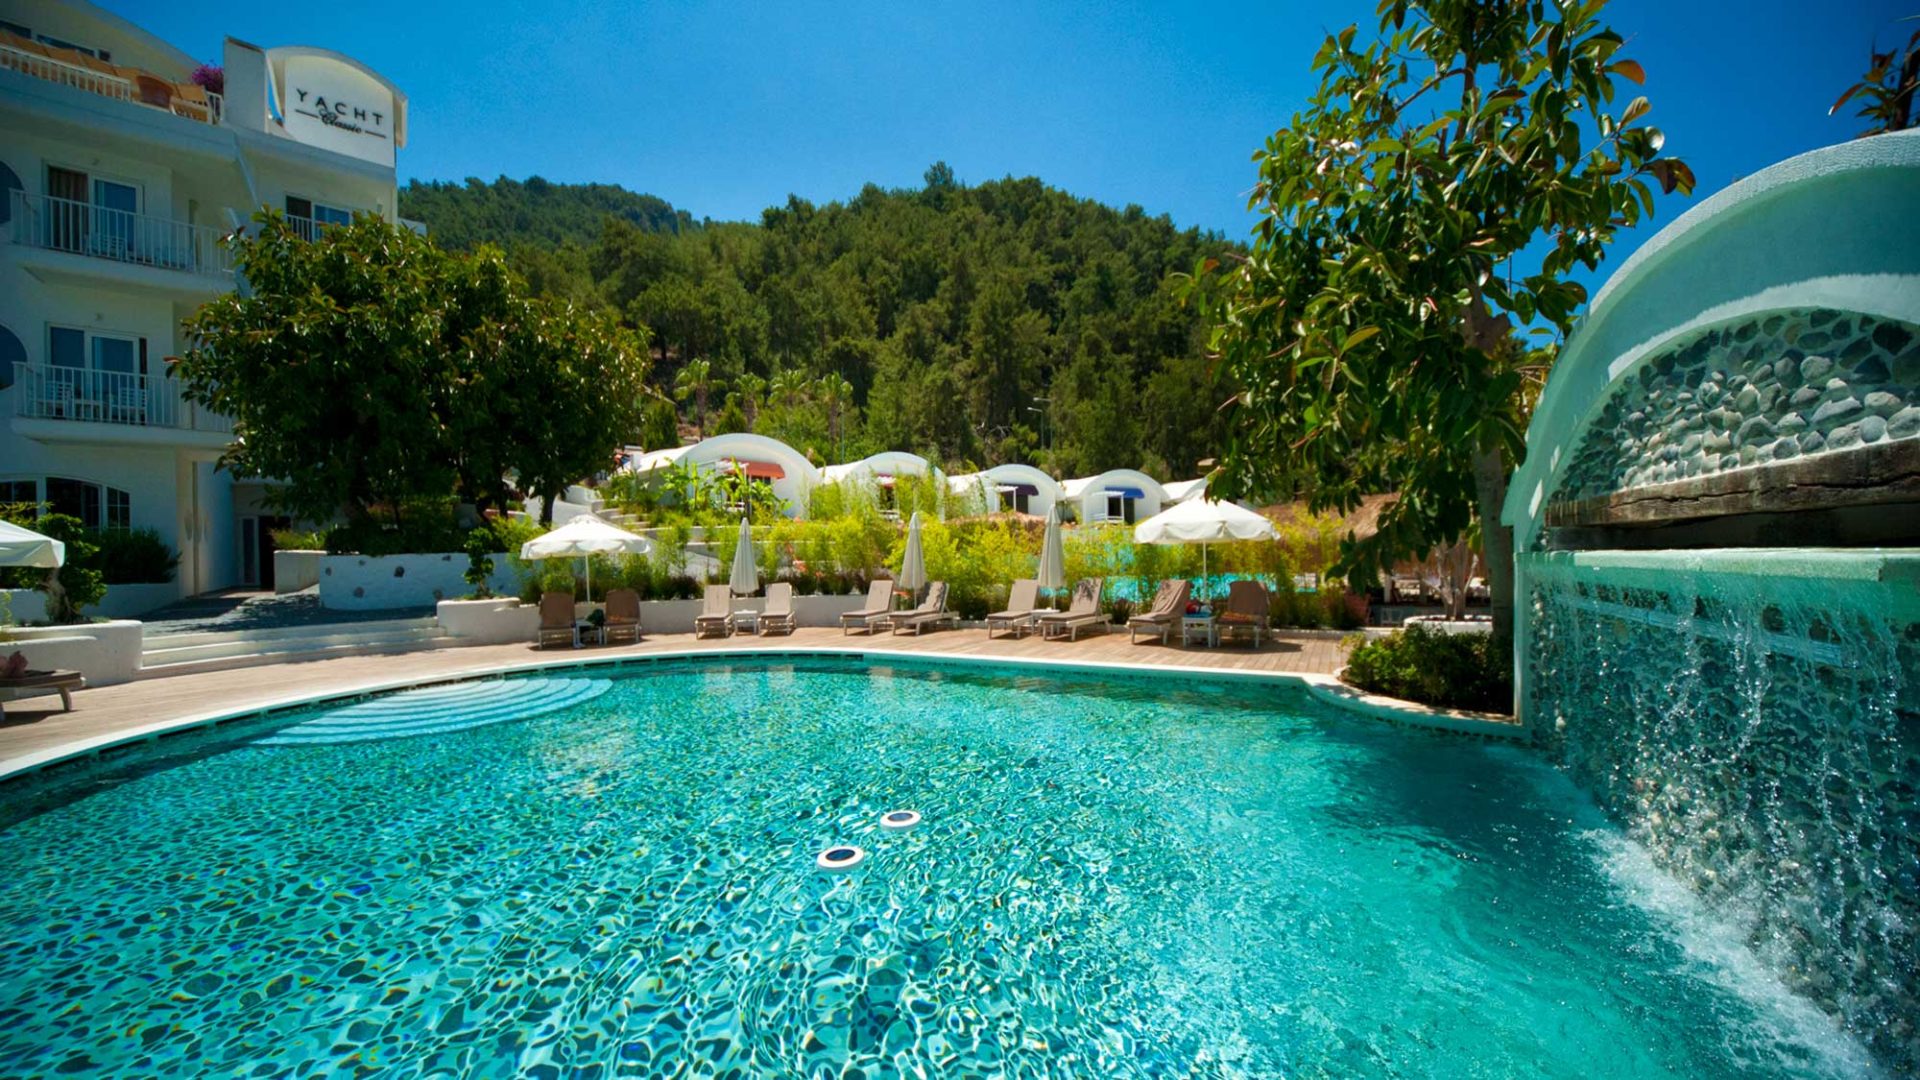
1620 96 1650 124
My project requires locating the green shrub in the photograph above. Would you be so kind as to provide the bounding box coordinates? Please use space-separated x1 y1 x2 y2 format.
90 527 178 585
0 512 105 621
1342 625 1512 714
270 527 329 551
325 501 468 556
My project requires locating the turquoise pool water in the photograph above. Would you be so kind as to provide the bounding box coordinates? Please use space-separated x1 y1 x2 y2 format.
0 659 1872 1077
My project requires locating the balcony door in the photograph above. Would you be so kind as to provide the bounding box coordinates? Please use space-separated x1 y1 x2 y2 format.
42 167 138 258
44 326 149 424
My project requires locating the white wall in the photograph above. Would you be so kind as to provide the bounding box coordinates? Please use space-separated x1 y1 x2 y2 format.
319 552 526 611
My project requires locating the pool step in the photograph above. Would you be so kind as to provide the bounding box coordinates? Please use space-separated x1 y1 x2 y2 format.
138 617 455 679
256 677 613 745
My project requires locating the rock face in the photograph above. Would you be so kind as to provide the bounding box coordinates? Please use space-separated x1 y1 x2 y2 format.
1556 309 1920 501
1524 557 1920 1071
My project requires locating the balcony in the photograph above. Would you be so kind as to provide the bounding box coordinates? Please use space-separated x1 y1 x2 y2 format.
0 33 223 125
9 191 234 280
10 362 235 445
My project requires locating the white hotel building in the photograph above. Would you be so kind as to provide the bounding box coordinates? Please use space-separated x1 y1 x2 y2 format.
0 0 407 600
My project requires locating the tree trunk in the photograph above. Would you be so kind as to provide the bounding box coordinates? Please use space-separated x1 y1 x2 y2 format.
1472 447 1514 647
540 492 556 526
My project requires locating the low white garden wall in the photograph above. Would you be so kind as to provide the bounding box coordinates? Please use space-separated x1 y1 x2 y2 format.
2 620 143 686
319 553 526 611
274 550 325 594
93 582 181 619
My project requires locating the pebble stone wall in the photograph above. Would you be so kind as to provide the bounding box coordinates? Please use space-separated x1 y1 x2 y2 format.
1555 308 1920 504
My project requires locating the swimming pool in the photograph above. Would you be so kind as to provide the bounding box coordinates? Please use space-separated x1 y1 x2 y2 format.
0 658 1871 1077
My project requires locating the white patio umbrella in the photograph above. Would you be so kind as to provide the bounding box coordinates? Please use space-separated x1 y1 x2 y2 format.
1133 497 1277 602
1036 504 1067 606
519 515 652 601
728 516 759 596
0 519 65 569
897 511 928 600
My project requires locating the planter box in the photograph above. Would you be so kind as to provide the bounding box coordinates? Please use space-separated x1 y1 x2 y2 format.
274 550 325 594
320 553 526 611
437 597 540 645
3 620 143 686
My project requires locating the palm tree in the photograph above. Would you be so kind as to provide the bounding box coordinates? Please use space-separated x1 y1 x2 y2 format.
672 358 721 438
767 369 809 413
736 372 767 429
816 373 853 463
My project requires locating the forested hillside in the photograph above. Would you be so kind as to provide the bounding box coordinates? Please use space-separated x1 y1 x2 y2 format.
400 176 695 251
398 166 1238 479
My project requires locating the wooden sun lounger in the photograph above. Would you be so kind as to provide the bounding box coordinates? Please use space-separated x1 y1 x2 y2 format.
536 592 577 649
603 588 642 645
890 582 958 635
840 579 897 635
1216 579 1270 647
986 579 1044 638
0 669 85 714
694 585 734 638
1035 578 1107 641
759 582 796 636
1128 578 1192 643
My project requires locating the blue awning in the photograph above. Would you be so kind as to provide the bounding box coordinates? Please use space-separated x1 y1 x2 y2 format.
1105 487 1144 499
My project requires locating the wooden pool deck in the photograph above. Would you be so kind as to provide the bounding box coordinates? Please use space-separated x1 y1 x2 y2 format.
0 626 1363 778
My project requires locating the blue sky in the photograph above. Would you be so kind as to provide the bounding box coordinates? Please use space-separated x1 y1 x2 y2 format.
113 0 1908 268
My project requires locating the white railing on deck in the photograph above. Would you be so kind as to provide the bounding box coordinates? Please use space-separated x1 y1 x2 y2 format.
0 39 223 124
0 39 132 101
10 362 234 435
9 191 234 277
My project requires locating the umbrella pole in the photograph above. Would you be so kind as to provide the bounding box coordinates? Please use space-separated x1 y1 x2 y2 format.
584 556 591 605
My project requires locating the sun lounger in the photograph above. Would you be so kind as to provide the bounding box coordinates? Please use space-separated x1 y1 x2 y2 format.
986 579 1043 638
1215 579 1270 647
759 582 796 636
890 581 958 635
1035 578 1107 641
0 668 85 714
603 588 642 645
1128 578 1192 643
536 591 577 648
694 584 733 638
840 578 897 635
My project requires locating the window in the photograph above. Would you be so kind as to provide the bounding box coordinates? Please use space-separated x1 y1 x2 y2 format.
285 196 352 240
49 326 83 368
1106 494 1136 524
36 34 109 60
0 479 36 507
37 478 129 530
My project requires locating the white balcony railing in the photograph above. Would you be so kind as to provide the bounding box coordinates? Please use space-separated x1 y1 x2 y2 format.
0 38 222 124
9 191 234 278
10 362 234 435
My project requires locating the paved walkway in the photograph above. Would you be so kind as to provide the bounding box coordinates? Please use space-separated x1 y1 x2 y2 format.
0 627 1355 776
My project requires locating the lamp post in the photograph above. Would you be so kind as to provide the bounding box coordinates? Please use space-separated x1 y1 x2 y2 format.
1027 396 1051 452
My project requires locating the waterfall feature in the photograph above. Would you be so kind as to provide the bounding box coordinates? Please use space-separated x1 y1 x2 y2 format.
1502 133 1920 1072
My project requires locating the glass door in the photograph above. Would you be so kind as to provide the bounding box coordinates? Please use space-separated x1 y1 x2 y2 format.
91 179 137 260
45 166 87 253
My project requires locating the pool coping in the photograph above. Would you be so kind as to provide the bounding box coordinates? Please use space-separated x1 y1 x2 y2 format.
0 644 1525 784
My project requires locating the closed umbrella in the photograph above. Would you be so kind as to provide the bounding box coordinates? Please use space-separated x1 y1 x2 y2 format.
728 516 759 596
0 520 65 568
897 511 927 600
1036 504 1066 606
519 515 652 602
1133 497 1277 603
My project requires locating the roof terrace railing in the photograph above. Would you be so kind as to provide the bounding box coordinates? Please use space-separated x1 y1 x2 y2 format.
9 191 235 278
0 35 223 124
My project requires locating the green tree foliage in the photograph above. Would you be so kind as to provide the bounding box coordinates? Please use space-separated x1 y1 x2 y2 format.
1186 0 1693 647
400 169 1236 477
1830 16 1920 136
175 213 651 529
0 509 105 622
400 176 694 251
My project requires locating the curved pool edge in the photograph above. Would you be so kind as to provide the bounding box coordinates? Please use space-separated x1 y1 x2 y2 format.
0 644 1524 785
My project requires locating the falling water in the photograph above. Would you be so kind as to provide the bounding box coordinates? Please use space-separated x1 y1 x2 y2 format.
1522 549 1919 1072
